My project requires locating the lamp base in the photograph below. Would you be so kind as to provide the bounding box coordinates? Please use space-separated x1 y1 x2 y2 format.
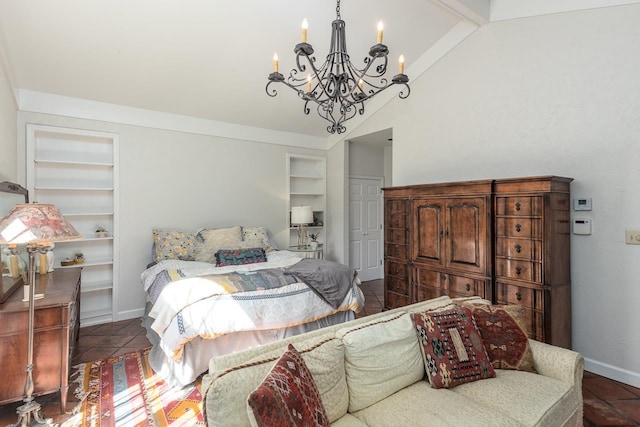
9 399 57 427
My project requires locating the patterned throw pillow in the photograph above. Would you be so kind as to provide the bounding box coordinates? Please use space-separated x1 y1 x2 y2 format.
216 248 266 267
247 344 330 427
467 303 537 373
243 226 275 252
411 306 495 389
195 226 244 263
152 229 198 262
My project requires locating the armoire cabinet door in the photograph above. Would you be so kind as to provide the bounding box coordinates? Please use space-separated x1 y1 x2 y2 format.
412 198 445 266
445 197 487 274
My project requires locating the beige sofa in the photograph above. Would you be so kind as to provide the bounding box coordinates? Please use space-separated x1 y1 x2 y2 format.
202 296 584 426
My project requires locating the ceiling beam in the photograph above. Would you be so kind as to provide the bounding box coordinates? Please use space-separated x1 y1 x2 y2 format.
433 0 490 25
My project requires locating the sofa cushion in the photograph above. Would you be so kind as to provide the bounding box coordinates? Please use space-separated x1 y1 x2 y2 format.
247 344 330 427
206 337 348 426
453 369 581 427
467 303 537 373
351 380 524 427
336 312 424 412
411 305 495 389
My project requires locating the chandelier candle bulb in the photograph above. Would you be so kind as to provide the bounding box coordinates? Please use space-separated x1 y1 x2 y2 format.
358 79 364 91
307 74 312 93
301 18 308 43
399 54 405 74
273 52 279 73
377 21 383 44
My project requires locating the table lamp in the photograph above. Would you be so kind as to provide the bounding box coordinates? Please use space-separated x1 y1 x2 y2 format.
0 203 82 426
291 205 313 248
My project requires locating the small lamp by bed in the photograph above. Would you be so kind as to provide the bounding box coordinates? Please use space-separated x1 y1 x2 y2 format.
291 205 313 248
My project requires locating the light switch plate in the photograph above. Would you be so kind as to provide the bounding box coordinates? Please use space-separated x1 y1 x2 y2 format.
625 230 640 245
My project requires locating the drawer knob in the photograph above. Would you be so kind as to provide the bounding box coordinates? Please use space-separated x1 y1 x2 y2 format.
516 292 522 301
515 223 522 232
515 202 521 211
515 244 522 253
465 283 471 291
515 267 522 275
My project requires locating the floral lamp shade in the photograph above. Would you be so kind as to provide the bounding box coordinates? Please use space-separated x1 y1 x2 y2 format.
0 203 82 244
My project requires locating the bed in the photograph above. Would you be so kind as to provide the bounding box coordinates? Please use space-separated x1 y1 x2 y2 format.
140 226 364 387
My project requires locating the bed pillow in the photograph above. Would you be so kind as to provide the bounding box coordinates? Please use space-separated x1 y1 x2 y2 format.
216 248 267 267
152 229 198 262
465 303 537 373
195 225 244 263
243 226 275 252
247 344 330 427
411 305 495 389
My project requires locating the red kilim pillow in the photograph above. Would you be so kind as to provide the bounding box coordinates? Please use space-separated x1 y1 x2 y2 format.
411 306 495 389
247 344 330 427
467 303 537 373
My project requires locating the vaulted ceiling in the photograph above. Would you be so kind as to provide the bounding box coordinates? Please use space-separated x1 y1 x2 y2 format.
0 1 633 139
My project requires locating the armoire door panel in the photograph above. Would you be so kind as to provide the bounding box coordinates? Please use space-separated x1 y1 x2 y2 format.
446 198 486 273
412 199 444 265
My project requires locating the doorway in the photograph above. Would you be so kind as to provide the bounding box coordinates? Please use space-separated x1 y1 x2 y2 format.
349 177 383 281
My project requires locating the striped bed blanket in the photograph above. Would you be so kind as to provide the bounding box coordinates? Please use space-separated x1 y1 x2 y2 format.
142 251 364 363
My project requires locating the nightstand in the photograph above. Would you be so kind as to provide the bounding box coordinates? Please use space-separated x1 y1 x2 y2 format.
288 244 324 259
0 268 81 412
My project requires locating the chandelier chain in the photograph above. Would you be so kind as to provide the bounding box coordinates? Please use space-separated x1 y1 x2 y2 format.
336 0 341 19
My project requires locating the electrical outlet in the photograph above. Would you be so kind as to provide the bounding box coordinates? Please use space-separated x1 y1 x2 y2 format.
625 230 640 245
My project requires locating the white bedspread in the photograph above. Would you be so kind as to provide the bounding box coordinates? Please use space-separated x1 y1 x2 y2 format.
142 251 364 363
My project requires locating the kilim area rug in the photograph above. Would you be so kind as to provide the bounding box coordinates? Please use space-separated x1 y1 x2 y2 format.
68 348 205 427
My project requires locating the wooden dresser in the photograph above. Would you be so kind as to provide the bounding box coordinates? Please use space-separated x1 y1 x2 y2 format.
0 268 81 411
383 176 573 348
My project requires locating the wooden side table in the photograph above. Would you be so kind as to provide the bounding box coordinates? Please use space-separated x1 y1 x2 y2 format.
0 268 81 412
288 244 324 259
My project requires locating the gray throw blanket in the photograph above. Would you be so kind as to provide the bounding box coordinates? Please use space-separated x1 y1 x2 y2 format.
284 258 357 308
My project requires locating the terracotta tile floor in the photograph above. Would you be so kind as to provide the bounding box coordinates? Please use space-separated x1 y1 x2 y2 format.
1 279 639 426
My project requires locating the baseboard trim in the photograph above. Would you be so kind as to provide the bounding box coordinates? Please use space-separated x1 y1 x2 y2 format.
116 308 147 322
585 357 640 388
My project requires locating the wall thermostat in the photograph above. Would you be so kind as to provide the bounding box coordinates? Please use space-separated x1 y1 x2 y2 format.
573 198 592 211
573 218 591 235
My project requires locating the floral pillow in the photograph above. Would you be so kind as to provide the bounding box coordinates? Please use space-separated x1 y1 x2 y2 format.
466 303 537 373
243 226 275 252
152 229 198 262
411 305 495 389
247 344 330 427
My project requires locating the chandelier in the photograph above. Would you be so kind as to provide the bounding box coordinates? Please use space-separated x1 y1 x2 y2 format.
266 0 410 134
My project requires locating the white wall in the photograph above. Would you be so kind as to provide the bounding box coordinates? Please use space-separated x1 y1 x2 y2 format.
339 4 640 386
17 111 326 319
0 57 16 182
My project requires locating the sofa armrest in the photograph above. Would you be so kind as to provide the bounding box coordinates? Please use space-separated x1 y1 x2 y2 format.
529 339 584 386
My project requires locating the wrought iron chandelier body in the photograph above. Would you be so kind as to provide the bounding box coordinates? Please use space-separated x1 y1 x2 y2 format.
266 0 410 134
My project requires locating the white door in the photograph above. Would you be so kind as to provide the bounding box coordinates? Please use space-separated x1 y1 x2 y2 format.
349 177 383 281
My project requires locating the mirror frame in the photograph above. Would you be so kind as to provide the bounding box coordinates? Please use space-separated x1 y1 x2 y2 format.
0 181 29 303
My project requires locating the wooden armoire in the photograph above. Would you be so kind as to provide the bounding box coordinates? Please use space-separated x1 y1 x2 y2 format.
383 176 573 348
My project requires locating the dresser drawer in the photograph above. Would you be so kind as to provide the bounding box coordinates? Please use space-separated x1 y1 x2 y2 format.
495 282 542 310
386 199 407 214
495 196 542 216
386 228 407 244
447 274 482 297
386 213 407 229
415 268 441 288
415 284 446 302
495 259 542 283
495 237 541 261
386 291 410 309
386 275 409 296
496 218 541 238
385 243 407 259
386 260 408 278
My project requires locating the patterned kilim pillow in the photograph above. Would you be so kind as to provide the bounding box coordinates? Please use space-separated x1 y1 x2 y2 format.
411 306 495 389
247 344 330 427
216 247 266 267
467 303 537 373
